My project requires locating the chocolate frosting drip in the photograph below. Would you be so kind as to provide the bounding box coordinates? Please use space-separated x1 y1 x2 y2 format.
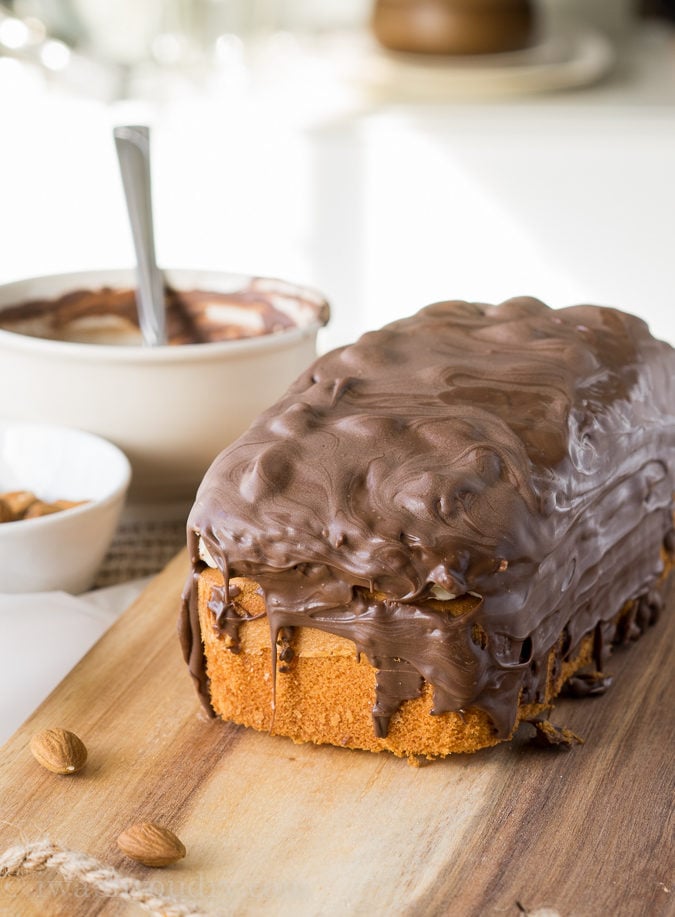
180 297 675 738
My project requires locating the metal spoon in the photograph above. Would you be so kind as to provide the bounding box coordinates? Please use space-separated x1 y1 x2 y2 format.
113 125 166 347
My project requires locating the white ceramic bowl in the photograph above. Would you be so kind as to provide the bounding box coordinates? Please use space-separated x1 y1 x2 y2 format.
0 421 131 594
0 269 328 501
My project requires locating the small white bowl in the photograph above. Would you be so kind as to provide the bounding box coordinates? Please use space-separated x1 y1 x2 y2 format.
0 269 328 502
0 421 131 594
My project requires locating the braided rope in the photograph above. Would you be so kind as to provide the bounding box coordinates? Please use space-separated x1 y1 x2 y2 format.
0 839 208 917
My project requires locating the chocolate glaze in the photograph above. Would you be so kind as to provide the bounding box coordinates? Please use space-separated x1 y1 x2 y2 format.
0 278 329 345
180 297 675 739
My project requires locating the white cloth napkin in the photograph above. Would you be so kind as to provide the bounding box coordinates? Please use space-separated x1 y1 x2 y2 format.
0 579 148 745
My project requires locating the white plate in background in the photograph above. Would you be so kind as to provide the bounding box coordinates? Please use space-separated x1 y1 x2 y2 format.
343 26 615 100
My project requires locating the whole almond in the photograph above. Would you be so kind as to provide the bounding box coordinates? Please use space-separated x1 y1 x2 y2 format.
30 727 88 774
53 499 89 512
117 822 186 868
23 500 62 519
1 490 37 519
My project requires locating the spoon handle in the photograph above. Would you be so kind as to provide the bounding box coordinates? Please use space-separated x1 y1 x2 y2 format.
113 125 166 347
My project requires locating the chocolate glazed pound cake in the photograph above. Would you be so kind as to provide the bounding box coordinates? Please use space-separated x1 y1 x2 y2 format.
180 297 675 758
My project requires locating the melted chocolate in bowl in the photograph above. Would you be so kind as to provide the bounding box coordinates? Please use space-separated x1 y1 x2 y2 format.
0 271 330 501
0 278 329 346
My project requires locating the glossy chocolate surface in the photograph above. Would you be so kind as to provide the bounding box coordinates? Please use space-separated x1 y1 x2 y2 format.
181 297 675 738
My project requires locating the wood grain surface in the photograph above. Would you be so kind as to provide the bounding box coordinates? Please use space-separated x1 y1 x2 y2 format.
0 551 673 917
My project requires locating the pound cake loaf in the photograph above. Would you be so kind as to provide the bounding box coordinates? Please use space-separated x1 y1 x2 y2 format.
180 297 675 758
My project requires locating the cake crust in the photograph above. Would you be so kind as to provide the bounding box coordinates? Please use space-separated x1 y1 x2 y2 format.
195 562 671 758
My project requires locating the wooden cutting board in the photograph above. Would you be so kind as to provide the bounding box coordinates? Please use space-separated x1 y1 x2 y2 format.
0 551 673 917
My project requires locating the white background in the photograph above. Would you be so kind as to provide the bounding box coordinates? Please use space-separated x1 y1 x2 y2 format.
0 25 673 352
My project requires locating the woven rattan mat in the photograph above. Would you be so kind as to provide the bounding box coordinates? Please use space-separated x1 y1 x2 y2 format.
94 508 188 589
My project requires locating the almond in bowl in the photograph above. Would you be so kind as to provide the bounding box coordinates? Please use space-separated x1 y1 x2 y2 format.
0 490 89 523
0 421 131 593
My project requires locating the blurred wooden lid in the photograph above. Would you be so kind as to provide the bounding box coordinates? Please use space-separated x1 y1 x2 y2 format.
372 0 536 56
